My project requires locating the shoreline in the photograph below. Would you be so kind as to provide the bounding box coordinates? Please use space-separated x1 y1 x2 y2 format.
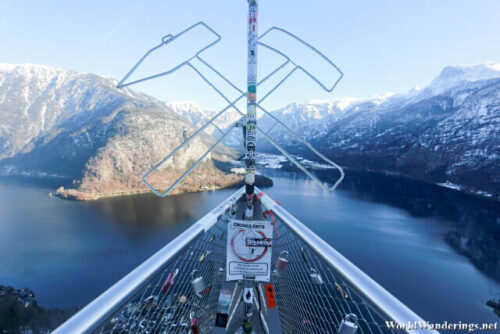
0 168 497 202
54 174 274 201
0 285 79 333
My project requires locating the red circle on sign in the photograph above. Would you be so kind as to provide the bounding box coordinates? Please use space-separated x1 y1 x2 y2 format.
230 230 269 262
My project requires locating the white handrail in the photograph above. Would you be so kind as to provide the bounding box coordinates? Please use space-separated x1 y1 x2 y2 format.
55 186 438 334
256 187 439 334
53 187 245 333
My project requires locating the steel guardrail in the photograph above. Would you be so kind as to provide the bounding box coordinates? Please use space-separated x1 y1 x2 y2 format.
256 187 439 334
53 187 245 333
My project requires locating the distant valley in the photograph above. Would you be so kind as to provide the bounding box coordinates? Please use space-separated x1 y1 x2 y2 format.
0 62 498 200
256 63 499 200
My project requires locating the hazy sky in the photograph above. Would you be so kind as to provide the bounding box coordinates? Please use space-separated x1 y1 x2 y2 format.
1 0 499 110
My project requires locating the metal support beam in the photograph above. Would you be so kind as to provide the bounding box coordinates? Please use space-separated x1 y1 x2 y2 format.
244 0 259 222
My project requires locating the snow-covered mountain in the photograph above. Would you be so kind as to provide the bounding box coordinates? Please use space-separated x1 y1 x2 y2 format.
258 63 500 199
425 63 500 96
0 63 152 160
164 100 241 137
1 62 498 199
164 101 213 130
0 64 238 199
258 94 394 141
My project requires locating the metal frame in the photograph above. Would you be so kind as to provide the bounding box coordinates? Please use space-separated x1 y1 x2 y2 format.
255 26 345 191
116 21 221 88
54 187 438 333
258 26 344 93
116 22 345 196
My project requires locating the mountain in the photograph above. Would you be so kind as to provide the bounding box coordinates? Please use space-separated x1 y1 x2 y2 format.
164 101 214 131
0 64 241 200
165 100 241 138
258 94 394 141
258 63 500 199
1 62 497 200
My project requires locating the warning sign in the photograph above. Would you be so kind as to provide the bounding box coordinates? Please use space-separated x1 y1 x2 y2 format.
226 219 273 282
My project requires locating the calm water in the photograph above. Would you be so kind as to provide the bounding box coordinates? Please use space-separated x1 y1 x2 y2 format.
0 172 499 328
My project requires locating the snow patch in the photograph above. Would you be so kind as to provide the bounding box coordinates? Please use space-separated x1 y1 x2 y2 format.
437 181 462 191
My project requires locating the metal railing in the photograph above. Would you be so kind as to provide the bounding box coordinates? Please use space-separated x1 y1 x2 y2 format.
53 187 245 334
257 188 438 334
54 187 438 333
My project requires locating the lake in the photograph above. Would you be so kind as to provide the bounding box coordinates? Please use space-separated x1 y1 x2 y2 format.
0 170 499 328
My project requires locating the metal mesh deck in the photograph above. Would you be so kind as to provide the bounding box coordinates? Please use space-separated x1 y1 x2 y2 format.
94 193 402 334
98 209 231 334
271 216 398 334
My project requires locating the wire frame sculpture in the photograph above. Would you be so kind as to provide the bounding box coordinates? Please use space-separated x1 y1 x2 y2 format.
116 21 345 197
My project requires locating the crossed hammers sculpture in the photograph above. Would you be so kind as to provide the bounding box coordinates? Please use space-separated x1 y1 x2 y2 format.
117 22 344 197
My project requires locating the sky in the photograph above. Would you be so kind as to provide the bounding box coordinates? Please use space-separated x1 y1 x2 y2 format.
1 0 499 110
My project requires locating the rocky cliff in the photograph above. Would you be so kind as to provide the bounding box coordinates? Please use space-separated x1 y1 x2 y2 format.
0 64 242 200
257 63 500 199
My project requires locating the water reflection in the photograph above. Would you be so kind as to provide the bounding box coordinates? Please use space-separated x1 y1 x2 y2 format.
264 168 500 284
85 192 204 230
0 171 499 327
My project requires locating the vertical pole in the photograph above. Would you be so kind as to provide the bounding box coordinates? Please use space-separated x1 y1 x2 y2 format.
243 2 258 333
245 0 258 220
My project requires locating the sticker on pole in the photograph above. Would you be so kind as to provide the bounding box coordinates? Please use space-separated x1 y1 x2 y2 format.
226 219 273 281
